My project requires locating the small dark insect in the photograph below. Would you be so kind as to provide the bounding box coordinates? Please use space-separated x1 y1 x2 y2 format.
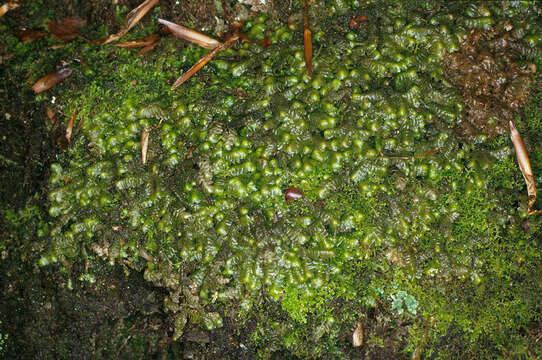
285 187 303 201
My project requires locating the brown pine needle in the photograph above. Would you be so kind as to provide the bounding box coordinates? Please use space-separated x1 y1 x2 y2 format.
99 0 159 45
509 121 542 215
303 0 312 78
158 19 220 49
115 34 160 48
171 33 239 90
304 28 312 78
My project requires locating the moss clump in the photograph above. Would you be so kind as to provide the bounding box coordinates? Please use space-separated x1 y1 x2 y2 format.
4 0 542 357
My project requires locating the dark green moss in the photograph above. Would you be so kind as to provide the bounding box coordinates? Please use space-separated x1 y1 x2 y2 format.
3 0 542 358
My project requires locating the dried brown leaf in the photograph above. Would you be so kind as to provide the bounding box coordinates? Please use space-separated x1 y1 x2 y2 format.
14 29 48 42
32 67 72 94
115 34 160 48
0 1 21 18
46 108 55 124
352 322 363 347
65 109 76 143
158 19 220 49
509 121 542 215
172 33 239 89
48 17 86 41
100 0 159 45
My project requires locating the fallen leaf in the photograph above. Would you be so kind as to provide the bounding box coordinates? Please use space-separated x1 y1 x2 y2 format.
172 33 239 89
100 0 159 45
158 19 220 49
48 17 86 41
352 322 363 347
65 109 76 143
510 121 542 215
0 0 21 18
115 34 160 48
32 67 72 94
14 29 48 42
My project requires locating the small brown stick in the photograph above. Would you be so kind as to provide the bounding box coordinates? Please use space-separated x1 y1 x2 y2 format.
171 33 239 89
303 0 312 78
510 121 542 215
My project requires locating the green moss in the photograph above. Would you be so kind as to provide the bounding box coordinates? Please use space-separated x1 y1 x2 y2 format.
7 0 541 358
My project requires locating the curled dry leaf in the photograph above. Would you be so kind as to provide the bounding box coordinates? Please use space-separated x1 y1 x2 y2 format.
48 17 86 41
352 322 363 347
32 67 72 94
65 109 76 143
100 0 159 45
171 33 239 89
0 0 22 18
509 121 542 215
158 19 221 49
14 29 48 42
115 34 160 48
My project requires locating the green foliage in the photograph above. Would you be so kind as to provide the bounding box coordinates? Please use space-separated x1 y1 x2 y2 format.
0 320 6 354
4 0 542 358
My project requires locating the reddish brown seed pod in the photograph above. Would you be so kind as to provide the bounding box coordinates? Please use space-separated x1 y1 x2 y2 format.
284 187 303 201
32 67 72 94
